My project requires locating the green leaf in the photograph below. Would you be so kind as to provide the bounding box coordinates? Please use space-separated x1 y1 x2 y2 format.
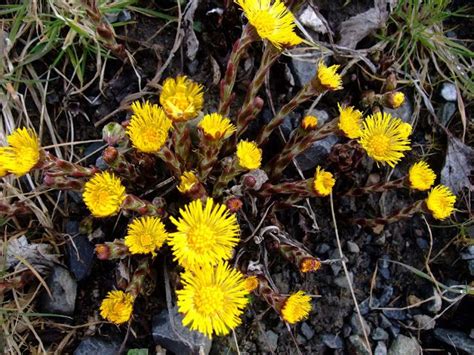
127 349 149 355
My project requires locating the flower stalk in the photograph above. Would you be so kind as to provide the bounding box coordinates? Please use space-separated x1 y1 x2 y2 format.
126 258 151 298
267 239 321 273
121 194 166 217
95 240 130 260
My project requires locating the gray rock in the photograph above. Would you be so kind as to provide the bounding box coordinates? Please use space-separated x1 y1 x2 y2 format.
290 58 317 86
383 309 406 321
388 334 421 355
348 335 371 355
321 334 344 349
358 299 370 315
434 328 474 354
372 327 389 341
350 313 371 336
378 286 394 307
330 249 342 276
300 322 315 340
470 328 474 339
388 325 400 339
416 238 429 250
440 102 456 126
347 241 360 253
306 109 330 125
460 245 474 260
316 243 331 254
374 233 386 247
440 82 457 101
152 307 212 355
374 341 387 355
413 314 435 330
65 221 94 281
298 6 327 34
39 266 77 315
281 113 299 138
334 272 354 289
73 337 120 355
379 314 392 329
260 330 279 352
385 96 412 123
296 135 339 171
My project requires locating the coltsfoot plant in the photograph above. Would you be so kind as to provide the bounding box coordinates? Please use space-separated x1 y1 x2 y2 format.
0 0 457 339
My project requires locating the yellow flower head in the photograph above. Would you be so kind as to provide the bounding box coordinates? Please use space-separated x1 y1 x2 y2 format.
426 185 456 220
198 113 236 140
124 216 168 255
358 112 412 168
391 92 405 108
236 140 262 170
100 290 134 324
0 128 40 176
408 161 436 191
281 291 311 324
160 76 204 122
243 275 259 292
399 122 412 139
83 171 126 217
127 101 172 153
301 115 318 130
338 104 363 139
236 0 303 49
169 198 240 268
177 261 250 338
177 171 200 193
300 258 321 273
312 166 335 197
315 62 343 91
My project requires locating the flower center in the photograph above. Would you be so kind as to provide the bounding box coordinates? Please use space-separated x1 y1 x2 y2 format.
142 127 163 143
194 286 225 315
187 224 215 254
252 11 278 37
368 134 390 157
140 233 154 248
170 93 191 111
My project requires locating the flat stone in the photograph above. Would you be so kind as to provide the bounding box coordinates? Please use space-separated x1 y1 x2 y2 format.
347 241 360 253
348 335 371 355
261 330 279 352
388 334 421 355
300 322 315 340
65 221 94 281
152 307 212 355
334 272 354 289
321 334 344 349
73 337 120 355
350 313 371 336
39 266 77 315
440 83 457 101
290 58 317 86
306 109 330 125
372 327 389 341
434 328 474 354
298 6 327 34
295 135 339 171
374 341 387 355
413 314 435 330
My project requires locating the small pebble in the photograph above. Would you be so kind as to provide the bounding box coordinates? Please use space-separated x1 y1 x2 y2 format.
440 83 457 102
347 241 360 253
375 341 387 355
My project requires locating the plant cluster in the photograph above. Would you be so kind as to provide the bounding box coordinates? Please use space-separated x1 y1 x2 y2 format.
0 0 457 340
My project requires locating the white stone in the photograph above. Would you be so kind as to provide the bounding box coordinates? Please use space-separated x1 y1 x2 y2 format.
298 6 327 34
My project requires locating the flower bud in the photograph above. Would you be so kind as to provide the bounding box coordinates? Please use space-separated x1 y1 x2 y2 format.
102 122 126 146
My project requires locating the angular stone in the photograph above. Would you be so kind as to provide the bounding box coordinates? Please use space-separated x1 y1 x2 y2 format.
347 241 360 253
321 334 344 349
440 83 457 101
413 314 435 330
152 307 212 355
372 327 389 341
348 335 371 355
39 266 77 315
65 221 94 281
388 334 421 355
300 322 315 340
73 337 120 355
434 328 474 354
374 341 387 355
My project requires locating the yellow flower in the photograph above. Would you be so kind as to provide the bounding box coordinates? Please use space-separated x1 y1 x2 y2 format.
281 291 312 324
169 198 240 268
300 258 321 273
236 0 302 49
314 62 343 91
100 290 134 324
83 171 126 217
198 113 236 140
391 92 405 108
243 276 259 292
426 185 456 220
160 76 204 122
177 261 249 338
358 112 411 168
124 216 168 255
338 104 363 139
301 115 318 130
408 161 436 191
312 166 335 197
399 122 412 139
0 128 40 176
236 140 262 170
177 171 199 193
126 101 172 153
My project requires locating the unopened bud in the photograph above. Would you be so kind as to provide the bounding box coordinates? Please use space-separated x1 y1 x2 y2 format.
243 175 257 188
301 115 318 130
300 258 321 273
226 197 243 213
95 244 111 260
103 146 118 164
96 23 115 41
383 91 405 109
102 122 126 146
385 73 397 92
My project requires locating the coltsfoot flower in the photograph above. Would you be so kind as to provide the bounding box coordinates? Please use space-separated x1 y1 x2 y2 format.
124 216 168 255
127 101 172 153
243 275 259 292
338 104 363 139
300 258 321 273
83 171 126 217
177 171 200 193
385 91 405 109
359 112 412 168
169 198 240 268
236 0 302 49
301 115 318 130
280 291 312 324
312 166 335 197
426 185 456 220
160 76 204 122
199 113 236 140
313 62 343 91
408 161 436 191
236 140 262 170
100 290 134 324
177 261 250 338
0 127 40 176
